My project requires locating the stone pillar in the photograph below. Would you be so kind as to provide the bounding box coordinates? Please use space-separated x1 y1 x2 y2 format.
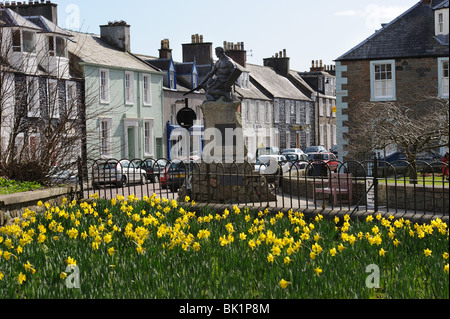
200 100 248 163
178 99 277 204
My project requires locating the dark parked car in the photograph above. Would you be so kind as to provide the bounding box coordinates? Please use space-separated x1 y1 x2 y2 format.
308 152 339 176
305 146 327 154
137 159 168 183
160 160 189 192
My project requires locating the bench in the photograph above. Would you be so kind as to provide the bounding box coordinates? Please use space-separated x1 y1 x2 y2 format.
313 173 353 206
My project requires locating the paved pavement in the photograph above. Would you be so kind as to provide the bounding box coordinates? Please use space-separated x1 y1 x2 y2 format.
80 181 449 225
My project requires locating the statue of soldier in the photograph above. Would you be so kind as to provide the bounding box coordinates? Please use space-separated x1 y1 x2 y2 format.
186 47 241 102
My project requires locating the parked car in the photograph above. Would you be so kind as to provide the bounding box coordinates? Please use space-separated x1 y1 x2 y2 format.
305 146 327 154
256 146 281 159
48 168 78 185
136 159 168 183
92 160 147 189
160 160 189 192
307 152 339 176
282 148 305 156
284 153 310 170
255 155 290 175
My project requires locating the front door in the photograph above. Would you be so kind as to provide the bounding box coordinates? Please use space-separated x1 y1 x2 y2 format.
127 127 136 159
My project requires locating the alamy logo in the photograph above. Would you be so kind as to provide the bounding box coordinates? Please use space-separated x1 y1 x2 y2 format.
65 265 81 289
65 4 81 30
365 264 380 289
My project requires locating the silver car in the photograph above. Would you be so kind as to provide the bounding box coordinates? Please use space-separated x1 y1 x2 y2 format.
92 160 147 189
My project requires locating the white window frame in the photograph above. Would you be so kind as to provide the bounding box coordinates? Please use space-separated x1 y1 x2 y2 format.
142 74 152 106
99 69 110 104
296 101 301 124
47 79 60 119
66 81 78 120
305 103 311 125
125 71 134 105
438 57 449 98
326 99 331 118
169 71 176 90
99 118 112 158
27 76 40 118
12 29 36 53
286 131 291 148
319 124 324 146
274 99 280 123
265 102 271 124
370 60 396 101
255 101 260 123
143 119 154 157
319 98 324 117
285 102 291 124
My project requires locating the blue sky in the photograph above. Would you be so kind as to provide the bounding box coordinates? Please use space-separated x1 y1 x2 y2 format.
55 0 419 71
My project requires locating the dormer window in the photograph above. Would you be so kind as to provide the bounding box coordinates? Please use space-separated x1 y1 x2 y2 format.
438 13 444 33
435 7 449 37
12 29 36 53
48 36 68 58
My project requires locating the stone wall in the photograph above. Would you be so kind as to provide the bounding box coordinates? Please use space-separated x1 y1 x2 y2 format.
0 187 76 226
282 176 449 214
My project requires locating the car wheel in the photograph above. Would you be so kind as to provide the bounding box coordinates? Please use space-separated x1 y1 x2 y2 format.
141 174 147 185
118 175 127 188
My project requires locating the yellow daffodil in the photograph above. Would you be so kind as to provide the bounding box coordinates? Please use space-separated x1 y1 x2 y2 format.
329 248 337 257
66 257 77 267
424 249 432 257
314 267 323 276
0 272 4 281
267 254 274 263
18 272 26 285
280 279 291 289
443 252 449 260
284 256 292 265
108 247 117 256
379 248 387 257
445 264 449 274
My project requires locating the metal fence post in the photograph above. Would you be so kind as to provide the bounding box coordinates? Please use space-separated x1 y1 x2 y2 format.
373 156 379 212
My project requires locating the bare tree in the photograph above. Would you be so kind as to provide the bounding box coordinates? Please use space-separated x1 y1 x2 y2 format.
347 97 449 179
0 14 105 185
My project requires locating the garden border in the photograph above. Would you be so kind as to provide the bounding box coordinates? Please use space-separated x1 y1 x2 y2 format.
0 186 76 226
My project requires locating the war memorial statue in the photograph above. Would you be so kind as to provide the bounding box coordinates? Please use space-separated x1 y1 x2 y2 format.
186 47 242 102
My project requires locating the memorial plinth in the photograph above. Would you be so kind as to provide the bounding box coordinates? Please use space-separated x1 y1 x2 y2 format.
178 99 277 204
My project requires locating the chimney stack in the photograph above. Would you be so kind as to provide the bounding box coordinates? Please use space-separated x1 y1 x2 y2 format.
159 39 172 59
182 34 213 65
100 21 131 52
4 0 58 23
223 40 247 67
421 0 432 6
263 49 290 77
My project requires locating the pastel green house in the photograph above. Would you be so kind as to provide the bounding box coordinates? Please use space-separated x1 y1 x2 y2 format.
68 23 164 160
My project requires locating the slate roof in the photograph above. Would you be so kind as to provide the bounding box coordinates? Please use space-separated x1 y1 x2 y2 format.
25 15 72 37
67 32 160 73
0 8 41 30
336 0 449 61
246 63 312 101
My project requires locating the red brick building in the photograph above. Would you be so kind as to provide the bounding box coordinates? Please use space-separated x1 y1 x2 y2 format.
335 0 449 160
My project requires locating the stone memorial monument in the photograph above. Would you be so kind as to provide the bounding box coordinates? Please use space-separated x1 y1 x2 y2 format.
178 47 277 204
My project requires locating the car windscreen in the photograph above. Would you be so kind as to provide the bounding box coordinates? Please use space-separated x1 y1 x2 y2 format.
308 154 329 161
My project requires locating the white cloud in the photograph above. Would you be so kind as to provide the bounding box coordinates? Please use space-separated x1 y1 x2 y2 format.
335 4 410 29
